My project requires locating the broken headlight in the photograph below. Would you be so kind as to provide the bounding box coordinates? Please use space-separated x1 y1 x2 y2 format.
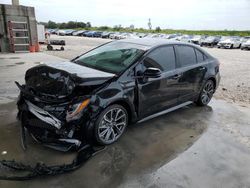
66 99 90 122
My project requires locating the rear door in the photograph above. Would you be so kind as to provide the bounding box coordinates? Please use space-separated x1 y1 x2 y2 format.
175 45 207 103
136 45 180 118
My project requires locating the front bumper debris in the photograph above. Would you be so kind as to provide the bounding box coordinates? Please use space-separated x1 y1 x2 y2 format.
0 144 105 180
16 86 85 152
26 100 62 129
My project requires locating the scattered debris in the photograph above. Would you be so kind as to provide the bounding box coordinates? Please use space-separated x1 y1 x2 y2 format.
0 145 105 181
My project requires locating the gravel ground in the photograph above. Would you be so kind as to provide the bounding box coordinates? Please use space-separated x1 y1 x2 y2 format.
41 35 250 106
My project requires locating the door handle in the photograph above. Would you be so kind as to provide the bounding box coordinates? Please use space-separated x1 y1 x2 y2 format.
172 74 182 79
199 67 206 70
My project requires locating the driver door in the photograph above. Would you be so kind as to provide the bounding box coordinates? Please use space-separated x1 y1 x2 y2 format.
136 45 181 118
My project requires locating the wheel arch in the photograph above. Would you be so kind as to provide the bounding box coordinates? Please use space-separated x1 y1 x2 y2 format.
207 77 216 90
109 99 135 124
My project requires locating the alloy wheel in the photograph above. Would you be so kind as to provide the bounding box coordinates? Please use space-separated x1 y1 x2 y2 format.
201 81 214 105
97 107 127 144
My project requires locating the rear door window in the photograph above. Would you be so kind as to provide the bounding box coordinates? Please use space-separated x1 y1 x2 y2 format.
176 45 196 67
144 46 176 72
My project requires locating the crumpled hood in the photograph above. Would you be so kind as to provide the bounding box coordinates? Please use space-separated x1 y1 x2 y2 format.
24 61 115 100
43 61 115 78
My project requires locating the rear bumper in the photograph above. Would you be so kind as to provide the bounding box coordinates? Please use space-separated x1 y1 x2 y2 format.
215 72 221 90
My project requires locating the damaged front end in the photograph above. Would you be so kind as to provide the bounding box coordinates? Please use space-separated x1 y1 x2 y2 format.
16 63 113 152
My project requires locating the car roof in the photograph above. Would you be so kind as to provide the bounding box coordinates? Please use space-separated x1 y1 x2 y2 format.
117 38 212 58
120 38 189 47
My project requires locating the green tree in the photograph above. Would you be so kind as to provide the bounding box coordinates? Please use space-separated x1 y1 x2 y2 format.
66 21 76 28
59 22 66 29
98 26 109 30
155 26 161 32
47 20 57 28
86 22 91 28
77 22 86 28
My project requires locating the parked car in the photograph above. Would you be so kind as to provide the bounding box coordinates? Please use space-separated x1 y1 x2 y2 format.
144 33 160 38
109 32 121 39
101 32 114 38
117 33 139 39
114 32 127 39
190 35 207 45
93 31 103 38
72 30 86 36
137 33 147 38
241 39 250 50
57 30 66 36
16 39 220 150
81 30 91 37
200 36 221 47
85 31 96 37
48 29 58 34
176 35 193 43
65 29 76 36
217 37 241 49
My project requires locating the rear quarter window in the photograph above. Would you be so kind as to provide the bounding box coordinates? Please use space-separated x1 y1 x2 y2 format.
176 45 196 67
195 49 205 63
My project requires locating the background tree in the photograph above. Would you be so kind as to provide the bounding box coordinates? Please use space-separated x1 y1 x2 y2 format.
47 20 57 28
155 26 161 32
86 22 91 28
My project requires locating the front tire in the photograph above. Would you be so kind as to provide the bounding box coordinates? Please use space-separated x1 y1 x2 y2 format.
94 104 128 145
196 80 215 106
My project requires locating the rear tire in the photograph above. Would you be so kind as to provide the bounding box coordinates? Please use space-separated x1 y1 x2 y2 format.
196 80 215 106
94 104 128 145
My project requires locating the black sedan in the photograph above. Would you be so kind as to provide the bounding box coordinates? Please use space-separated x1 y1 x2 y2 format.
200 36 221 47
16 39 220 150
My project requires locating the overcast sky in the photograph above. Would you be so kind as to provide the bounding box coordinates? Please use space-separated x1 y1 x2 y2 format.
1 0 250 30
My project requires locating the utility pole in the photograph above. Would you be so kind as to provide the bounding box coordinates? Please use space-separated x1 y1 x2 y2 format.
148 18 152 30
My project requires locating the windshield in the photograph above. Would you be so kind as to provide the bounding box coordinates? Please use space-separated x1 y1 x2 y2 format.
74 42 147 74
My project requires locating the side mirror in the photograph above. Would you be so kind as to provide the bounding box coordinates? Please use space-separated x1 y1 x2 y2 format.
143 67 161 78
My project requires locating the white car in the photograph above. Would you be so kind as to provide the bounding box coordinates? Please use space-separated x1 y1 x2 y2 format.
119 33 139 39
241 39 250 50
176 35 193 43
217 38 241 49
190 35 207 45
109 32 121 39
57 30 66 36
